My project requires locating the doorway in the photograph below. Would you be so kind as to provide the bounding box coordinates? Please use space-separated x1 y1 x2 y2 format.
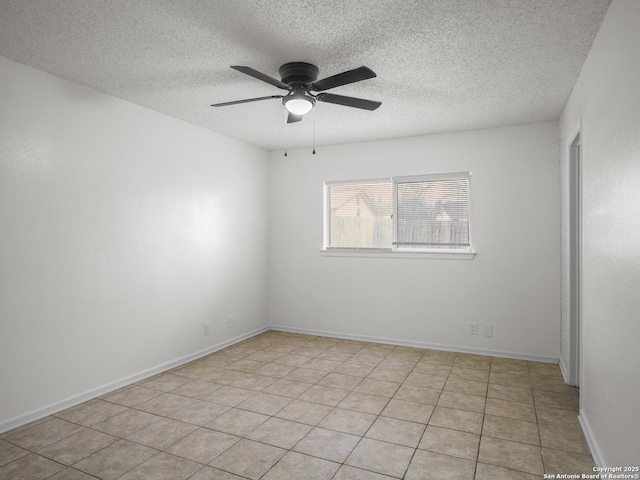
568 130 582 387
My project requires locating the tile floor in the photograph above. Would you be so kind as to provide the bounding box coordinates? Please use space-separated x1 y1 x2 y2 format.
0 331 596 479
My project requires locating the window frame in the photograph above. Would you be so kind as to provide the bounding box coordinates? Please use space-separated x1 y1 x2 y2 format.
322 172 475 259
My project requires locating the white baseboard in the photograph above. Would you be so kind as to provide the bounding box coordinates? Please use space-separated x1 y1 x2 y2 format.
270 324 560 364
559 357 569 383
579 409 605 467
0 325 269 434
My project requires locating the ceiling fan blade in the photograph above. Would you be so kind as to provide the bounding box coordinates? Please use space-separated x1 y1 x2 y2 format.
211 95 283 107
311 66 376 91
287 112 303 124
231 66 291 90
316 93 381 111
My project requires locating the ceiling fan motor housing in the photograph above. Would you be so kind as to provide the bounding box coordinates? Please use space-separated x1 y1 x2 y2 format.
279 62 319 87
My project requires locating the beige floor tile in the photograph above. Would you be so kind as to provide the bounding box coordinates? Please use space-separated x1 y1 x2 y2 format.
478 436 543 475
419 352 456 366
393 384 441 404
454 355 492 371
246 417 312 449
347 354 385 367
542 448 595 474
286 367 328 383
0 439 29 466
4 418 83 451
531 375 579 396
317 350 355 362
246 351 285 363
189 466 247 479
118 452 201 480
263 378 313 398
429 406 483 434
256 363 296 378
487 383 533 403
166 428 239 464
210 439 285 480
377 359 417 373
353 378 400 397
317 372 363 390
37 428 117 465
274 400 333 425
489 372 531 388
261 451 340 480
303 358 344 372
345 438 415 478
482 415 539 445
235 392 291 415
444 377 488 397
366 416 425 448
226 358 267 373
381 399 434 423
141 373 192 392
539 424 590 455
332 465 396 479
167 399 230 426
205 408 269 437
367 367 409 383
47 467 100 479
318 408 377 436
293 427 360 463
533 391 579 411
272 354 313 367
172 362 211 379
405 449 475 480
200 386 253 406
0 453 65 480
92 409 160 437
412 363 452 377
484 398 537 422
73 440 157 480
418 425 480 460
263 343 299 354
298 385 350 406
437 391 486 414
404 372 447 390
229 373 276 391
135 392 195 416
337 391 390 415
334 363 376 378
103 385 162 407
54 399 127 427
125 417 197 450
449 366 490 382
291 346 326 357
474 462 540 480
535 405 580 429
170 380 222 400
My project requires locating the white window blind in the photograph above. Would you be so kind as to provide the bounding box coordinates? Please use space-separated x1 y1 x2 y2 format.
325 179 392 249
394 174 471 250
324 173 472 253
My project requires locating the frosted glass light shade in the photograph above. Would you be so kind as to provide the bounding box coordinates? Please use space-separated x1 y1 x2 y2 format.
284 97 314 115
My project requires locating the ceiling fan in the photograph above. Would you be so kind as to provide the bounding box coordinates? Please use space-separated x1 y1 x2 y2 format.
211 62 381 123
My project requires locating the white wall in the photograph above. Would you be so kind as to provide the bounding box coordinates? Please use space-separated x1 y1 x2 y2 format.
269 122 561 360
559 0 640 466
0 56 269 429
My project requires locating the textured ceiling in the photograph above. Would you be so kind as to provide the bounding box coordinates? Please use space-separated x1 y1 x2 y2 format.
0 0 611 151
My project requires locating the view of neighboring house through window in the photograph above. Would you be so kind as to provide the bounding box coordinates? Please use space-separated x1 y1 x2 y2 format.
324 172 471 253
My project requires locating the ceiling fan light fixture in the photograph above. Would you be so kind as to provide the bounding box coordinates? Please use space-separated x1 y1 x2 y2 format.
283 91 315 115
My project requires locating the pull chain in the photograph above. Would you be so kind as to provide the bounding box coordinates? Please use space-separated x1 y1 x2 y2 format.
312 107 316 155
284 108 288 157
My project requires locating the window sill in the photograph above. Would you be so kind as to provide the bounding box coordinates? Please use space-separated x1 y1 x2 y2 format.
320 249 476 260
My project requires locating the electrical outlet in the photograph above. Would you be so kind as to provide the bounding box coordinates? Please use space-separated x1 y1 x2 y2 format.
482 325 493 337
470 322 478 335
204 322 211 336
227 316 233 328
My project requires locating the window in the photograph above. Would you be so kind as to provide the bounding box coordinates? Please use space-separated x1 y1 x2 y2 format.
323 172 472 256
